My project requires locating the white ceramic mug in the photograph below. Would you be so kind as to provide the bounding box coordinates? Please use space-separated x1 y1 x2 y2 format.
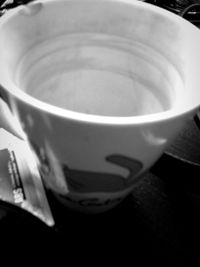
0 0 200 213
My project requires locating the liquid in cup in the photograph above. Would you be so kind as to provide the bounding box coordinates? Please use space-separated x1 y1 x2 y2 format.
16 33 174 117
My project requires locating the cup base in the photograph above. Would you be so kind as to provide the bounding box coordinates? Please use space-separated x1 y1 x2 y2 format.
47 189 135 214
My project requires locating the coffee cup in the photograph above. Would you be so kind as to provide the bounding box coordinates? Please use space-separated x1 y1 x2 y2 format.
0 0 200 213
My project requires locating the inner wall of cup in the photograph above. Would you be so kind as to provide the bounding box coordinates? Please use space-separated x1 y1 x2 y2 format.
0 0 185 116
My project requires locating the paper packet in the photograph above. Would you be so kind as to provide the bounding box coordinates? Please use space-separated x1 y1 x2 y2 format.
0 129 54 226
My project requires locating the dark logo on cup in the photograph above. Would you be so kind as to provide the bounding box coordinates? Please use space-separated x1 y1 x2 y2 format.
62 154 143 193
31 141 143 194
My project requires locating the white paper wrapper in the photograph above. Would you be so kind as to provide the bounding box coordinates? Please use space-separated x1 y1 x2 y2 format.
0 129 54 226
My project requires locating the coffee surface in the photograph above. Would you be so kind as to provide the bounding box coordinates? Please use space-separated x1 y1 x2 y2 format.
16 33 173 116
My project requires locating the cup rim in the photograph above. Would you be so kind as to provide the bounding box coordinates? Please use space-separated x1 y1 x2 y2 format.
3 80 199 126
0 0 200 125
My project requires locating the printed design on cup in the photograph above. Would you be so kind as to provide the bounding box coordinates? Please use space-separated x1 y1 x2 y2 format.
30 141 143 194
62 154 143 193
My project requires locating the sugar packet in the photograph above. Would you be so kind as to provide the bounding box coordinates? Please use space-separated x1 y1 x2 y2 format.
0 129 54 226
